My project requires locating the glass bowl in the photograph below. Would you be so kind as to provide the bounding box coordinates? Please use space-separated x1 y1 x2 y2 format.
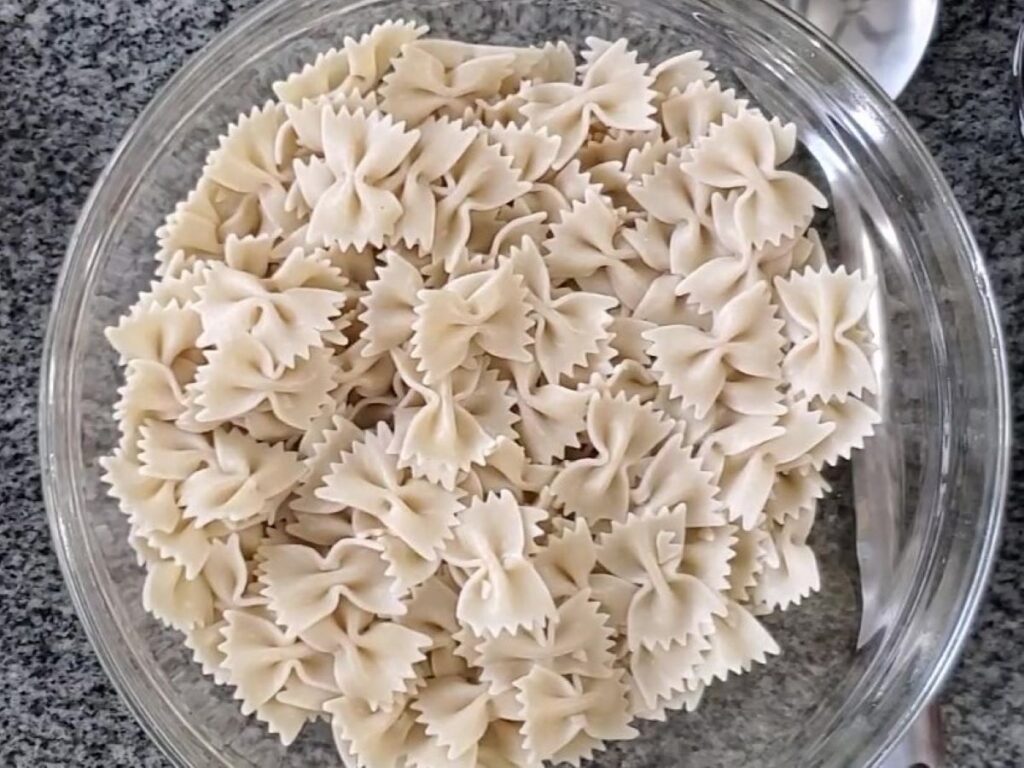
39 0 1010 765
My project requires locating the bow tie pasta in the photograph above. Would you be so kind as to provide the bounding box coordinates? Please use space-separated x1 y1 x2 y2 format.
103 20 880 767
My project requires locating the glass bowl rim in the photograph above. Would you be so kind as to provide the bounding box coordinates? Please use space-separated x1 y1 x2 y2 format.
38 0 1011 765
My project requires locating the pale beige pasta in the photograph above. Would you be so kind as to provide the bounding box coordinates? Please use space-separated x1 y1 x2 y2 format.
595 508 727 652
683 110 828 248
522 37 657 168
774 265 879 402
103 23 882 767
516 666 637 766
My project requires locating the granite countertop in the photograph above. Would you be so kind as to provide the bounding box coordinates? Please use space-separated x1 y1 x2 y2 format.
2 0 1023 765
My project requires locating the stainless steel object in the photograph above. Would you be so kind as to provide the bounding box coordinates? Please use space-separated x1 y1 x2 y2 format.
780 0 940 97
1013 22 1024 137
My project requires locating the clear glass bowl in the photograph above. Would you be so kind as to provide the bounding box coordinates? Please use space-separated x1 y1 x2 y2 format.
39 0 1010 765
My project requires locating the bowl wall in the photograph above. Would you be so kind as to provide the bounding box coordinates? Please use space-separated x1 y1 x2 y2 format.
40 0 1009 765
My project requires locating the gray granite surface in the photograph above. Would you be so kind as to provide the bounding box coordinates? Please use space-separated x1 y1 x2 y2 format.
2 0 1023 765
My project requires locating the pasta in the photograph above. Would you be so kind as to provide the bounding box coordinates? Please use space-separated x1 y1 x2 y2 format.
544 189 658 310
411 256 533 383
195 250 349 367
551 392 672 524
595 507 727 651
104 22 881 767
316 423 464 560
522 37 657 167
774 266 878 402
682 110 828 248
293 105 420 249
510 237 617 385
443 491 555 635
301 602 432 711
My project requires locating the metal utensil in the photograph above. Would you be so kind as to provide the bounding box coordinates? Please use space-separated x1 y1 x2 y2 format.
1012 21 1024 137
779 0 940 98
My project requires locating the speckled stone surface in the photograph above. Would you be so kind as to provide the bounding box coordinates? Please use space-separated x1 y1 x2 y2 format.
1 0 1023 765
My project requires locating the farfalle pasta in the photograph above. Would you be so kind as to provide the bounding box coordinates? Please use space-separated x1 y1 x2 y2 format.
104 22 880 767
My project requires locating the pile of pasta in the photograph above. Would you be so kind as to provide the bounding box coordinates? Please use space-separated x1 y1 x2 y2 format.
101 20 881 768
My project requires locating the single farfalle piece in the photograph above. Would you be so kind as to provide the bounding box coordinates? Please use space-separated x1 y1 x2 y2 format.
751 507 820 613
193 335 336 431
358 249 425 356
628 634 710 713
544 188 656 310
645 282 785 419
517 666 637 766
411 674 523 765
627 152 720 277
476 590 617 695
533 518 597 600
293 105 420 250
774 266 878 402
705 399 835 529
691 599 780 684
682 110 828 248
219 607 337 737
809 395 881 468
258 536 405 634
194 251 349 367
411 256 533 383
508 361 589 465
552 391 673 524
430 134 531 270
390 117 479 250
316 422 464 560
381 41 520 125
142 557 216 631
443 491 555 635
178 427 304 529
522 37 657 168
203 103 301 236
201 533 266 611
631 433 725 526
660 80 747 146
596 507 727 651
273 19 428 103
300 602 431 712
510 237 618 385
106 301 202 373
391 351 517 488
